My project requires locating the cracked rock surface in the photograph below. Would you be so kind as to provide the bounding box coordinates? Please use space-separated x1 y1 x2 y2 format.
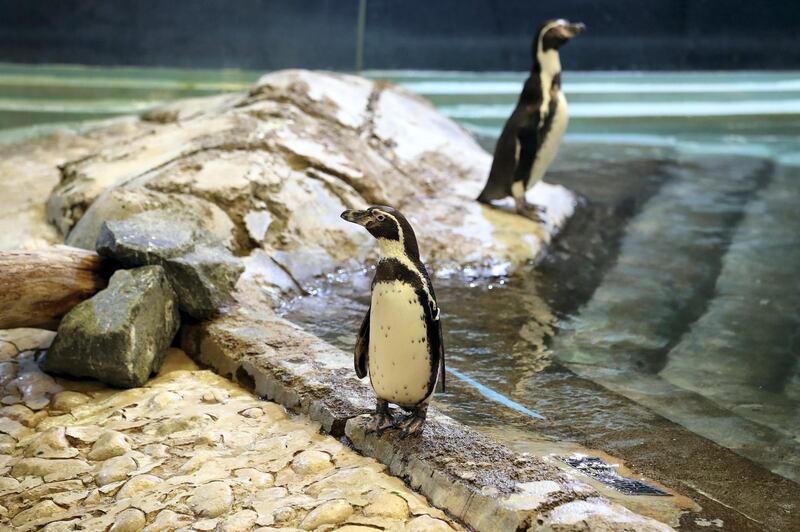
0 330 462 531
42 70 575 303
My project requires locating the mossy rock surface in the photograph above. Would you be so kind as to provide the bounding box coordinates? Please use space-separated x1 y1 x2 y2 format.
41 265 180 388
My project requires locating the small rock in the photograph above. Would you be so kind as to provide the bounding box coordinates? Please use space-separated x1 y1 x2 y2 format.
0 361 17 386
143 443 170 458
41 519 81 532
299 500 353 530
0 416 28 439
405 515 453 532
64 425 101 444
0 403 35 425
143 509 192 532
1 394 21 405
201 390 228 403
0 433 15 453
292 450 333 476
188 481 233 518
88 430 131 461
25 394 53 411
272 507 296 525
21 479 84 500
240 407 263 418
50 391 90 413
51 489 88 506
109 508 146 532
363 491 408 519
41 266 180 388
147 390 182 410
96 455 137 486
117 474 162 499
234 468 274 488
11 500 65 527
219 510 258 532
11 457 92 481
192 519 219 531
24 427 79 458
0 476 20 491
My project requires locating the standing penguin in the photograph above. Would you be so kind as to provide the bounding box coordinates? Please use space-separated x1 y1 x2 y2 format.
341 206 444 437
477 19 585 220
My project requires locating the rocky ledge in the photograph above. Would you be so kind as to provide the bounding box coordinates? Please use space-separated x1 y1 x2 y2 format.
181 288 672 532
44 69 575 302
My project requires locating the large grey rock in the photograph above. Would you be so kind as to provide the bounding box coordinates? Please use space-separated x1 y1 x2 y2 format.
41 266 180 388
96 211 244 319
162 246 245 319
96 210 198 263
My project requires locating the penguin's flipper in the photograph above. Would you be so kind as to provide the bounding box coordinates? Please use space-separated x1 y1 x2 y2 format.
434 318 445 393
513 123 539 186
354 305 370 379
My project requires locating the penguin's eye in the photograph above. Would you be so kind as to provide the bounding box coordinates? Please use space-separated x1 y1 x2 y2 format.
375 214 386 221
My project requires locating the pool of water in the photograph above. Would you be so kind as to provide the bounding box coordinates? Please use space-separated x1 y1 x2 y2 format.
2 65 799 488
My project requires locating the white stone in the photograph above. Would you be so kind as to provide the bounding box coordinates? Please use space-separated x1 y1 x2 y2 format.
96 455 137 486
24 427 79 458
109 508 146 532
291 450 333 476
11 499 65 527
50 391 90 413
143 509 192 532
233 467 274 488
116 474 163 500
88 430 131 460
363 491 409 519
11 457 91 481
299 499 353 530
219 510 258 532
404 515 454 532
188 481 233 518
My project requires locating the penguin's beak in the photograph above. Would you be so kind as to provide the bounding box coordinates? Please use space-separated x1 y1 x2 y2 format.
341 209 371 226
567 22 586 37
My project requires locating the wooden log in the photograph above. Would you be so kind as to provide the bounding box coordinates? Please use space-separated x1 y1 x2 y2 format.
0 246 111 330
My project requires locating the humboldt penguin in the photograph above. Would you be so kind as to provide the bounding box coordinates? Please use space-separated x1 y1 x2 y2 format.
341 206 444 437
477 19 585 220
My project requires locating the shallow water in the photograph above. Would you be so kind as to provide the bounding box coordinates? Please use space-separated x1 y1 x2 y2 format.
3 65 799 487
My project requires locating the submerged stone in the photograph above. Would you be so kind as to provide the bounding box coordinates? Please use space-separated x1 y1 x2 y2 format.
96 211 244 319
40 266 180 388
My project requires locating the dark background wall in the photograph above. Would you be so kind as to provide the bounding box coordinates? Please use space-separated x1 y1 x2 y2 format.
1 0 798 71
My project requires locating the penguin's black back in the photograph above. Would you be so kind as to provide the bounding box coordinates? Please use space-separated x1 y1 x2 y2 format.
477 74 543 202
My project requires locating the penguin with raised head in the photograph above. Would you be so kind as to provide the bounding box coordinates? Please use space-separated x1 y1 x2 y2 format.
477 19 585 220
341 206 444 437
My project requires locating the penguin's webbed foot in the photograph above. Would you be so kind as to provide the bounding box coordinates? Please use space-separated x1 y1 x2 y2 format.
397 405 428 438
367 399 395 434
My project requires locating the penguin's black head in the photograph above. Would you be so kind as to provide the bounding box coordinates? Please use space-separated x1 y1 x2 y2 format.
341 206 421 259
535 19 585 53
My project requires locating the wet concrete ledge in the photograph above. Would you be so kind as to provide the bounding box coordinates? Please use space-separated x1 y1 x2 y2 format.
181 301 672 532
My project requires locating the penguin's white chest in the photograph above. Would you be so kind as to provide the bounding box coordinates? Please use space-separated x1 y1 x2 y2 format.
369 280 432 408
529 91 568 187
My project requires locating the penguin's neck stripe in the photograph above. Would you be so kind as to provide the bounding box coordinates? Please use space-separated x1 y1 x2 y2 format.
536 22 563 76
535 22 562 128
375 211 439 320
